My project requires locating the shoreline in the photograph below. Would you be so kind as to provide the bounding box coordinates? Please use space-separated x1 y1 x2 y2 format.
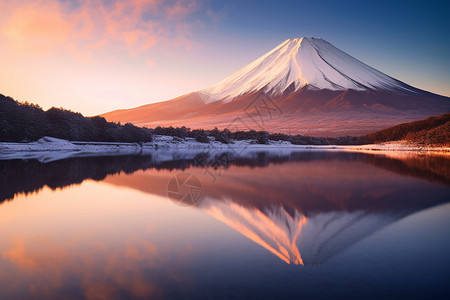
1 136 449 163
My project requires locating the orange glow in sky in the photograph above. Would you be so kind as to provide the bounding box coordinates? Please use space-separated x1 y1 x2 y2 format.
0 0 220 115
0 0 448 116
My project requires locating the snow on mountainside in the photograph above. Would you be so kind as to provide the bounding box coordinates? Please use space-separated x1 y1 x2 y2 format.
199 37 415 103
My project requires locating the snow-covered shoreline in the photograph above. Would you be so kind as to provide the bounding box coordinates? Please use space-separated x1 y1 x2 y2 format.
1 136 449 163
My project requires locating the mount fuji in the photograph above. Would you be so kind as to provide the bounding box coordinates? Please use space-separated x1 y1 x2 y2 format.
102 37 450 136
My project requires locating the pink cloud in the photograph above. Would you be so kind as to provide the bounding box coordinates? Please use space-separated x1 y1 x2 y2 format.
166 0 199 19
145 58 156 67
1 1 73 53
0 0 201 59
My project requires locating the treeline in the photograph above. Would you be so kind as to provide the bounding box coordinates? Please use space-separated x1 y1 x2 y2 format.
152 126 363 145
1 93 365 145
364 113 450 146
0 94 153 142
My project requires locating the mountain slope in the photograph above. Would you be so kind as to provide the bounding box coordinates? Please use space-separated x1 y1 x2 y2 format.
102 38 450 136
103 92 205 124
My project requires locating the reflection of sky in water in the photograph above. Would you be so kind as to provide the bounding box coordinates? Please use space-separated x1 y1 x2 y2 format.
0 152 449 299
0 183 219 299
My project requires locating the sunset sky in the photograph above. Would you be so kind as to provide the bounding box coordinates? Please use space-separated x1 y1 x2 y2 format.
0 0 449 116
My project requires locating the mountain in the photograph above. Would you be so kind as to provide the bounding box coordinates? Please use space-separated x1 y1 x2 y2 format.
102 38 450 136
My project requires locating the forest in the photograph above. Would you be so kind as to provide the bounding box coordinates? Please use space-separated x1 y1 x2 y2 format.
0 94 153 143
8 93 448 146
365 113 450 146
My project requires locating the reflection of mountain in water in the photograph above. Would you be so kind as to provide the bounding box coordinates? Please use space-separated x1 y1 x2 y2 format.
103 151 449 265
192 153 449 265
1 151 449 265
200 198 413 265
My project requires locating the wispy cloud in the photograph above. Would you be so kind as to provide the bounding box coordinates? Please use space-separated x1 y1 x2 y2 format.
0 0 202 60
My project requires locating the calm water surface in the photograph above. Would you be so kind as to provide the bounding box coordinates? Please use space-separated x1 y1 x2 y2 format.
0 151 449 299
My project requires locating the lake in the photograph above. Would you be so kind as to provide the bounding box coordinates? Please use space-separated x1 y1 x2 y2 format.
0 150 449 299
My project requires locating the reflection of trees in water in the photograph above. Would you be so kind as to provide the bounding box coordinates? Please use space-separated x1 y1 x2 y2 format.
0 156 146 203
363 154 450 183
233 151 450 186
1 151 449 205
0 153 234 203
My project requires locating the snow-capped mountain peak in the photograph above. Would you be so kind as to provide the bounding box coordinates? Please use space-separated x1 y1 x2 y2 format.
198 37 415 103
